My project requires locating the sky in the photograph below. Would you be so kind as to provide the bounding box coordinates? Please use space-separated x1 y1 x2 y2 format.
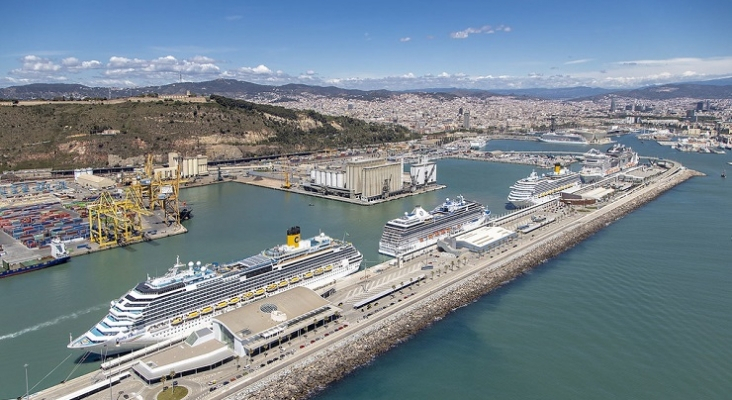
2 0 732 91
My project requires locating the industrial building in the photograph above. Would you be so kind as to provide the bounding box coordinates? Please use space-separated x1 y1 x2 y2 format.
168 152 209 178
305 157 409 202
409 157 437 187
75 172 116 190
346 158 403 201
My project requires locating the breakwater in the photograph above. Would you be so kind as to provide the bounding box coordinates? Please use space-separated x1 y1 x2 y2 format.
231 168 699 400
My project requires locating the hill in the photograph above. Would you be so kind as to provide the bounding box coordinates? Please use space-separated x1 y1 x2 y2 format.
583 83 732 101
0 95 417 171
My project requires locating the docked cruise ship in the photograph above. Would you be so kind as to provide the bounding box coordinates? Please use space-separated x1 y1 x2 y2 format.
68 227 362 354
580 144 639 183
539 131 589 145
507 164 581 208
378 195 490 258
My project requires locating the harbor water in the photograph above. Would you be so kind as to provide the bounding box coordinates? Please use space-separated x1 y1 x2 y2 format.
1 136 731 399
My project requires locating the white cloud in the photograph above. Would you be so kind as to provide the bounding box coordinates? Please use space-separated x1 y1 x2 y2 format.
565 59 593 65
450 24 511 39
400 37 411 42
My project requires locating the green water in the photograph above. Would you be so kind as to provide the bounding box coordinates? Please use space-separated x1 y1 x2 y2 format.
1 136 731 399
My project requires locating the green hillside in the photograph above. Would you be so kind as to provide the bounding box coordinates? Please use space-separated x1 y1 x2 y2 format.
0 95 417 170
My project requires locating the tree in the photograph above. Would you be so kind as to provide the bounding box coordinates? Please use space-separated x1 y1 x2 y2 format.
169 370 176 393
160 375 167 389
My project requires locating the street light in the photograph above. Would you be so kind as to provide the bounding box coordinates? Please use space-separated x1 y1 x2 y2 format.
24 363 29 400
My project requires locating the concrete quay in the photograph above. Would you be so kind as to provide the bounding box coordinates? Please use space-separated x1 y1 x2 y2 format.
30 162 698 400
225 165 700 400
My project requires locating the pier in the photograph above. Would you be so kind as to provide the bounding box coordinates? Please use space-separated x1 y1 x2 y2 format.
30 158 700 400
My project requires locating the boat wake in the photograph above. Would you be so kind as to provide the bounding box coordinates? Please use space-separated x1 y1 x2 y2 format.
0 304 105 342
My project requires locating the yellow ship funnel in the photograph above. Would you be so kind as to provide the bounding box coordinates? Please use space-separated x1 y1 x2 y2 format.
554 163 561 174
287 226 301 247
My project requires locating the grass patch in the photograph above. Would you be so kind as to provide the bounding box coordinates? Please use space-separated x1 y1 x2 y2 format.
157 386 188 400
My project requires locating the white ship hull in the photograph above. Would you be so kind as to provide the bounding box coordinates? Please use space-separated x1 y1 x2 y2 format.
378 216 486 257
72 260 360 355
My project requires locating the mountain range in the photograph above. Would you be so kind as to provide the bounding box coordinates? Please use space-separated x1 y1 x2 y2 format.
1 78 731 102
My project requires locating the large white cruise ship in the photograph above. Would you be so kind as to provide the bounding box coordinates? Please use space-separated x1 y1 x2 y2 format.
580 144 639 183
539 131 589 145
68 227 362 354
378 195 490 258
507 164 581 208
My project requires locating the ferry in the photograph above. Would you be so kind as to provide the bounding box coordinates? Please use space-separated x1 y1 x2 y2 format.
68 226 363 354
508 163 581 208
378 195 491 258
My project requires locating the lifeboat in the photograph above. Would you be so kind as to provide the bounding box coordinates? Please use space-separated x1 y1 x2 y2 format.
278 280 289 288
254 288 266 296
187 311 200 320
171 317 183 326
244 291 254 299
266 283 278 292
201 306 214 315
229 297 240 305
304 271 314 279
215 301 228 310
314 267 324 276
324 265 333 272
290 276 301 284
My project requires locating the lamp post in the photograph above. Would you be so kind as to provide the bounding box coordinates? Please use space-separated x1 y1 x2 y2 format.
24 363 29 400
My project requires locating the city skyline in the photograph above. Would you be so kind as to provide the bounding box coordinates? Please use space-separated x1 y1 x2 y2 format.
2 0 732 91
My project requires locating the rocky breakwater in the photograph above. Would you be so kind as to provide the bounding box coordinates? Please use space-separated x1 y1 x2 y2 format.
232 168 701 400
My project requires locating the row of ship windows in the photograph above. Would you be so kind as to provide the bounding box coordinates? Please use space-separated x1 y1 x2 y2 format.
143 255 354 321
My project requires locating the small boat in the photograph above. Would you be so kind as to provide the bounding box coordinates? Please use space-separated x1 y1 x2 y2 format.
279 280 289 288
171 317 183 326
254 288 266 296
304 271 314 279
723 169 727 178
244 291 254 298
266 283 278 292
201 306 213 315
324 264 333 272
314 267 324 276
187 311 200 320
290 276 301 284
229 297 240 305
215 301 228 310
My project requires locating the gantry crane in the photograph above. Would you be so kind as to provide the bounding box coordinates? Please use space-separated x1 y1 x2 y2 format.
87 190 151 248
128 154 187 226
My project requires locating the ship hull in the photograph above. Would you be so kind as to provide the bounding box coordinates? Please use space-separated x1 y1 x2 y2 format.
69 257 360 353
0 256 70 279
378 216 486 257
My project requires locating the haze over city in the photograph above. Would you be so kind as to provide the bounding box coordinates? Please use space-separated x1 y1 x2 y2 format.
2 0 732 90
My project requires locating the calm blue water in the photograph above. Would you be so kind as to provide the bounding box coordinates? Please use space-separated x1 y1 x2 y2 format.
1 136 731 399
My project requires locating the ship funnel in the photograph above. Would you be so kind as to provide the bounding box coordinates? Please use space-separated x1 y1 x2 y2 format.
287 226 301 248
554 163 561 174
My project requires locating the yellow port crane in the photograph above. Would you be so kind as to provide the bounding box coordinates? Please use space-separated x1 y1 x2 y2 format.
87 190 151 248
128 154 187 226
281 159 292 189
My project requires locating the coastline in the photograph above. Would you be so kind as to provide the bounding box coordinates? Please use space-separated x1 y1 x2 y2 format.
233 167 701 400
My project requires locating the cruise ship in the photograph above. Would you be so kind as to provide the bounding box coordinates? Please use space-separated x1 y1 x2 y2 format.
507 164 581 208
378 195 490 258
539 131 589 145
580 144 639 183
68 227 362 354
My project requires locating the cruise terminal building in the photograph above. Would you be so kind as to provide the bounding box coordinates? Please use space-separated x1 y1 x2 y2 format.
132 287 342 383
